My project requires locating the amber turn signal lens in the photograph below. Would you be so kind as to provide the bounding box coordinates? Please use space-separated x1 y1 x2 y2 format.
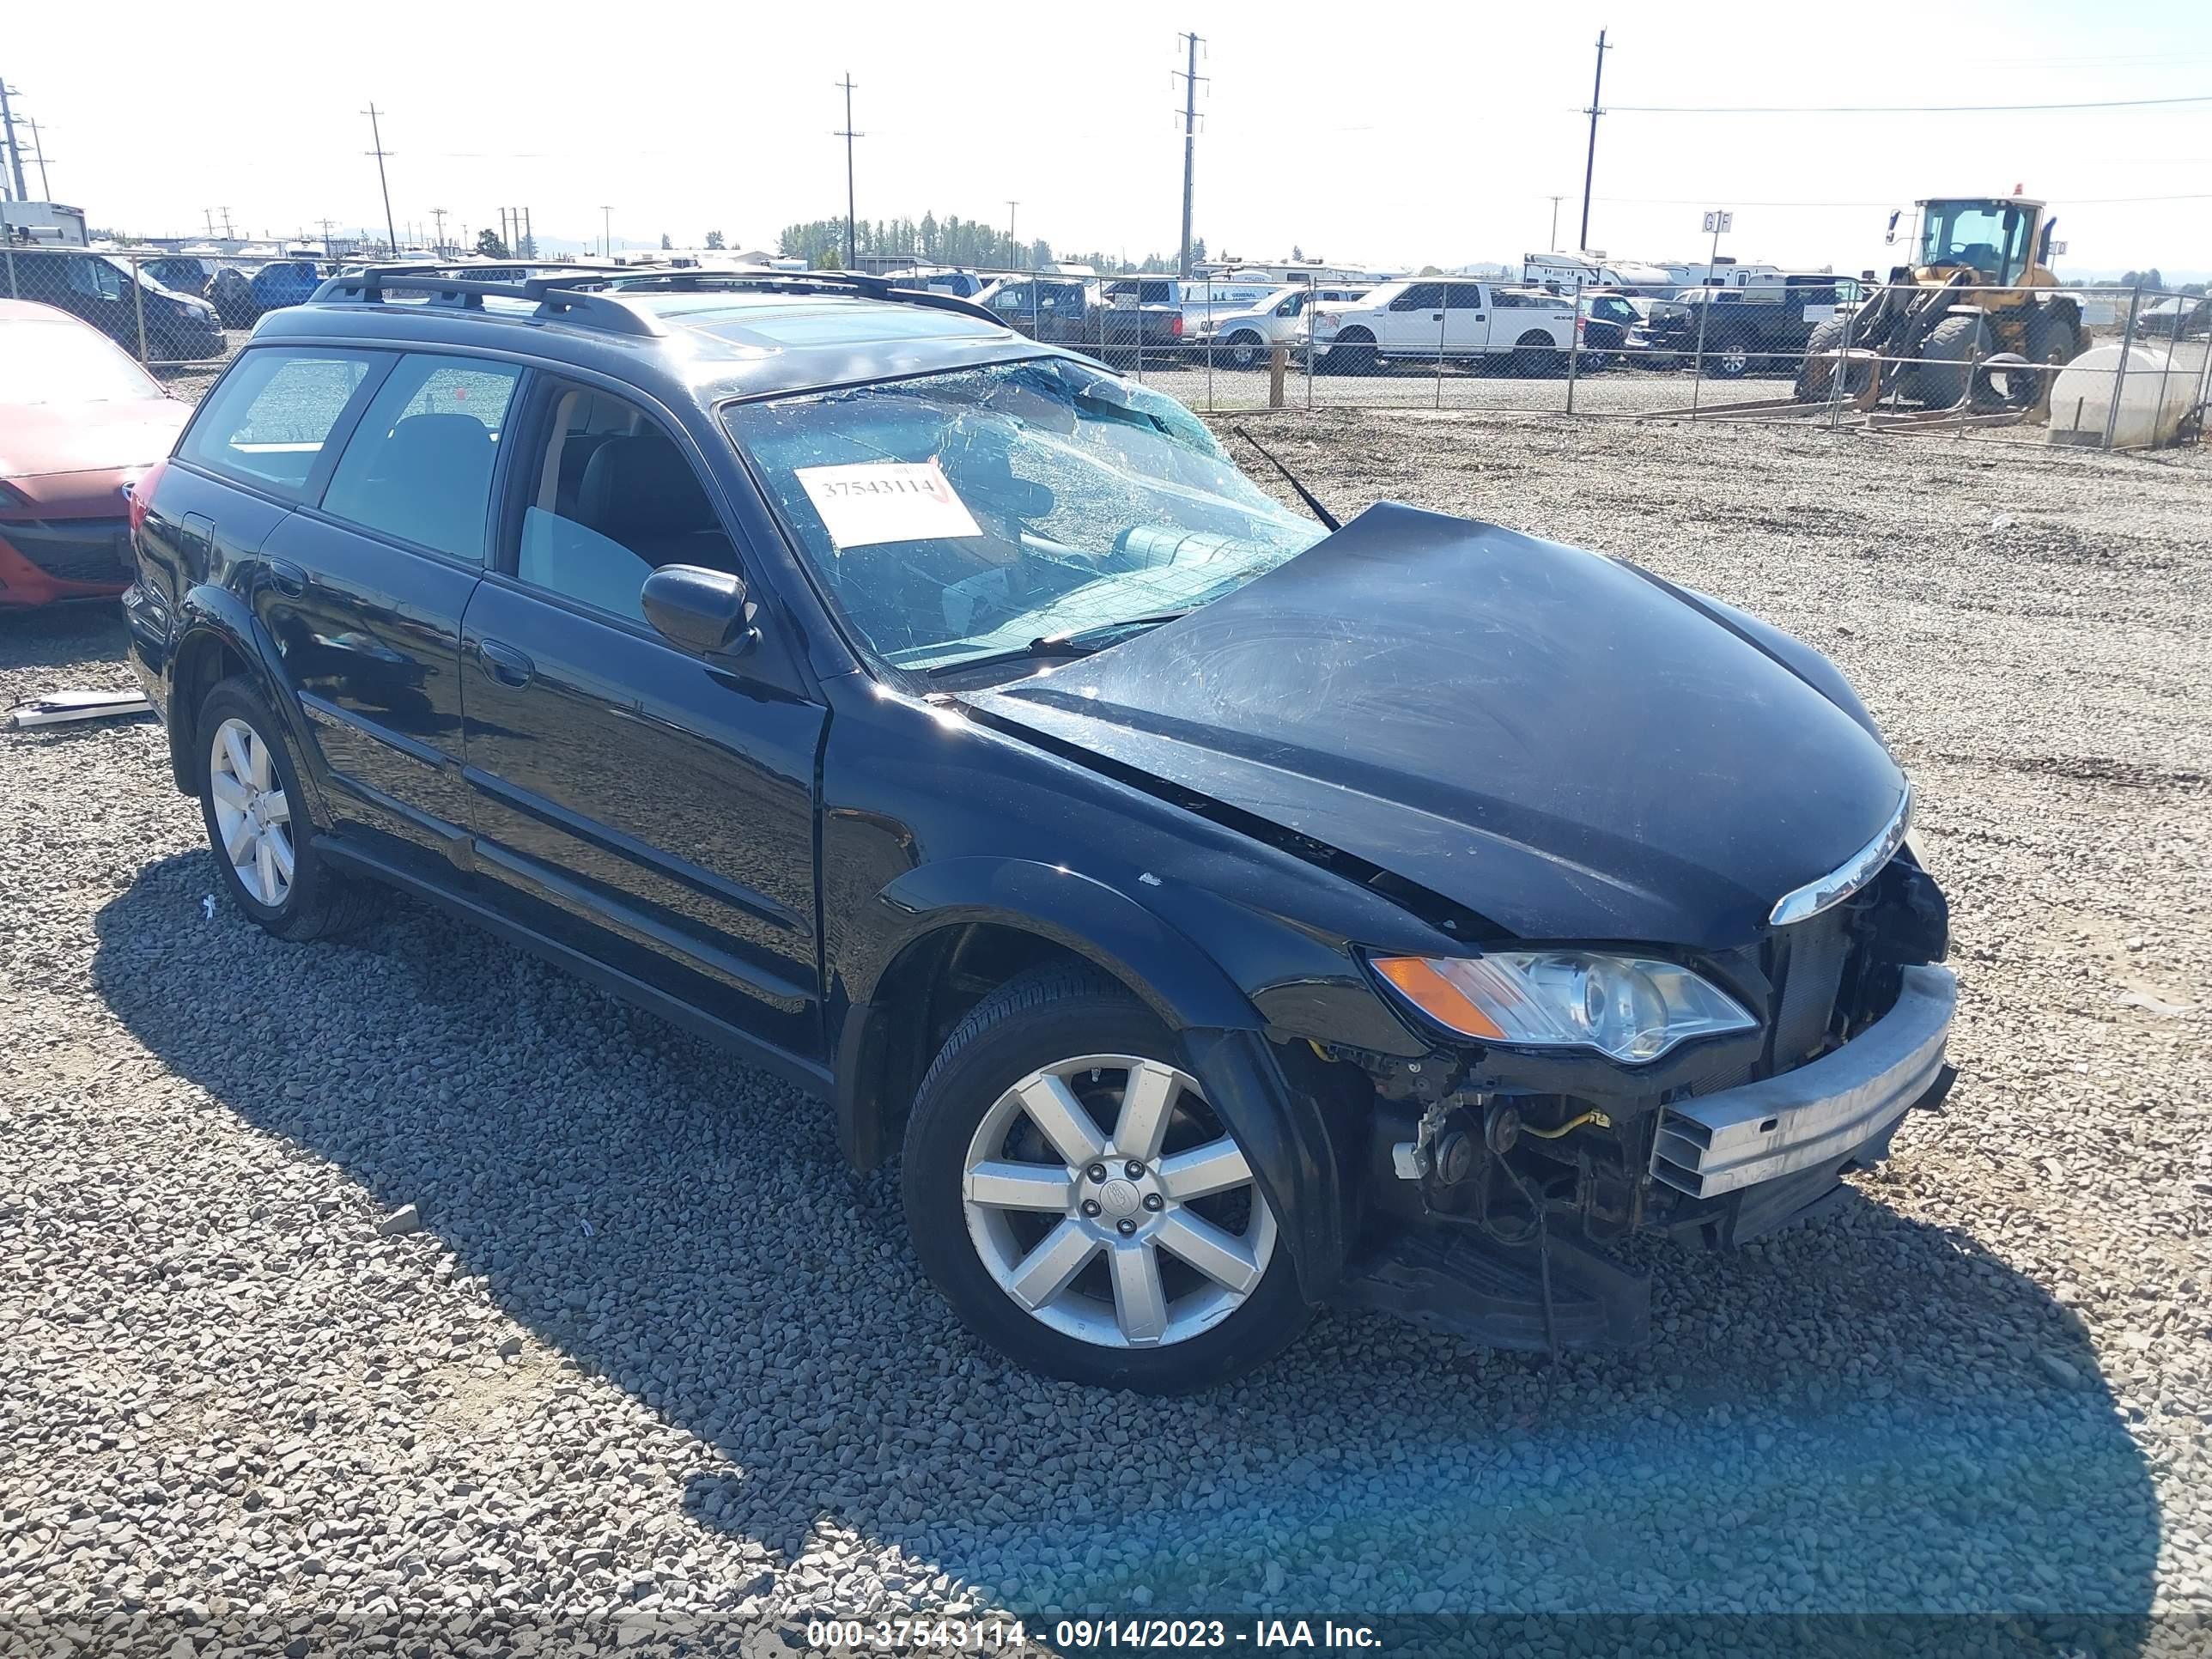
1371 957 1507 1040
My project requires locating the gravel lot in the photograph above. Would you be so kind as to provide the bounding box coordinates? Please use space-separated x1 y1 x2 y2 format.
3 409 2209 1656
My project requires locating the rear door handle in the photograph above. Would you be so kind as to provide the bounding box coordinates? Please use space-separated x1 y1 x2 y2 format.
477 639 535 687
265 558 307 598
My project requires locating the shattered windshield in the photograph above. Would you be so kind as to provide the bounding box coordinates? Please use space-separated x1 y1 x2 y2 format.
725 358 1327 672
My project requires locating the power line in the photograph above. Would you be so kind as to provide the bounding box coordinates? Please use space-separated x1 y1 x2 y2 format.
1608 92 2212 114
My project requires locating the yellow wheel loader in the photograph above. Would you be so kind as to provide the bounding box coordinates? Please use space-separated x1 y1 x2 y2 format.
1796 196 2081 411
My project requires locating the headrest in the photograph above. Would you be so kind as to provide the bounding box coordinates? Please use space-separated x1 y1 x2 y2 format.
577 434 714 537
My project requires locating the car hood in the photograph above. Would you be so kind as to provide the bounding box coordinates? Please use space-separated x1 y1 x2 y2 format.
965 504 1905 949
0 398 189 487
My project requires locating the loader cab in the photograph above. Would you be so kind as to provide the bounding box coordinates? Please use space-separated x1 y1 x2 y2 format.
1915 198 2041 289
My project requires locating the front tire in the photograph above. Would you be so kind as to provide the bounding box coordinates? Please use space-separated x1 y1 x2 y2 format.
902 966 1310 1393
196 677 375 942
1222 331 1267 371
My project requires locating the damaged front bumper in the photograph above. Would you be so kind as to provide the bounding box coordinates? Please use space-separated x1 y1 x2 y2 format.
1329 963 1958 1352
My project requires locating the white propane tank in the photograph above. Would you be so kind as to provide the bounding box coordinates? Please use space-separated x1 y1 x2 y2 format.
2048 343 2200 448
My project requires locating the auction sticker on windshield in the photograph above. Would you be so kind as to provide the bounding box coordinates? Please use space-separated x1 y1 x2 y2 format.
796 460 982 549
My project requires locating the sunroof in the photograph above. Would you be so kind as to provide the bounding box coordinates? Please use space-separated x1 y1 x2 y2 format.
677 306 996 347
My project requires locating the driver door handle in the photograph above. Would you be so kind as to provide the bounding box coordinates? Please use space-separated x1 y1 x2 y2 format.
477 639 535 687
265 558 307 598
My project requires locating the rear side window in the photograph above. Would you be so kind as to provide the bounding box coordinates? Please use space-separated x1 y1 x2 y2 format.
179 349 380 494
319 354 523 562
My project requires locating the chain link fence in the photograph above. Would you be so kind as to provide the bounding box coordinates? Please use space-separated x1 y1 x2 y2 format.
18 239 2203 453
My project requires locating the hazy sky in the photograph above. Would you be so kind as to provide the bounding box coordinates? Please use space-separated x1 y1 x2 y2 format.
9 0 2209 276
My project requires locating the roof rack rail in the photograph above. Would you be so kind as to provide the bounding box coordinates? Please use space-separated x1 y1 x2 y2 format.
309 263 667 337
560 264 1005 326
307 259 1006 337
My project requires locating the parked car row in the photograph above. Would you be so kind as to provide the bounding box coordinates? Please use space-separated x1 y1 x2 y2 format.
0 248 225 362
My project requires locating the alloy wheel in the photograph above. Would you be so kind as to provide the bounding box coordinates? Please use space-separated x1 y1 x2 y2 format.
961 1053 1277 1350
208 716 295 908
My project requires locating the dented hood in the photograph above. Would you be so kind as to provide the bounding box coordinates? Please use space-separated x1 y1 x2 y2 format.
966 503 1905 948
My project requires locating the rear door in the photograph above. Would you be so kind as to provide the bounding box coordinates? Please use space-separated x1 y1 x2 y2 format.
457 377 826 1065
253 349 524 861
1443 283 1492 356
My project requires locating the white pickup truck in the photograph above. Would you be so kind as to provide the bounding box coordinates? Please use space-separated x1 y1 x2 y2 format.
1188 283 1374 369
1306 278 1577 375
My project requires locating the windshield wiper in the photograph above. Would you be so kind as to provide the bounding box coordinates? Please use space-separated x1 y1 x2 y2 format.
1233 426 1341 531
923 612 1189 678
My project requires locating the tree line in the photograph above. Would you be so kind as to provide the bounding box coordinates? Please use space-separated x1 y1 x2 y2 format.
775 211 1200 274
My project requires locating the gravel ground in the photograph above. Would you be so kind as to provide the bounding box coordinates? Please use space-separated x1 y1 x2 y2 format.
3 410 2209 1656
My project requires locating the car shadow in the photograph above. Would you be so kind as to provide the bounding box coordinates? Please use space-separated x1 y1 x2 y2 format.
0 601 131 678
91 848 2161 1630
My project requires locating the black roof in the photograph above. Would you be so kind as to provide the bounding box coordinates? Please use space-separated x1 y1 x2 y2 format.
252 262 1049 406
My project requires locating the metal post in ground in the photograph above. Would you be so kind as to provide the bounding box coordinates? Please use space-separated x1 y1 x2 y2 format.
1565 276 1583 416
130 253 150 363
1435 285 1446 411
1291 274 1309 413
1203 280 1213 413
2153 289 2185 449
1827 291 1857 431
0 198 15 300
2102 283 2142 451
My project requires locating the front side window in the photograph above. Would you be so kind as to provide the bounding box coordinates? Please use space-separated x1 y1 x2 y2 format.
726 358 1328 673
514 387 737 623
319 354 521 561
68 257 128 301
179 348 380 494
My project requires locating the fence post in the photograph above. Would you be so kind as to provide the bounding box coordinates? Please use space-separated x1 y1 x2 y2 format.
1565 276 1583 417
1200 279 1213 412
2153 289 2185 449
1304 273 1316 412
2102 282 2142 451
1 198 17 299
1269 344 1287 410
130 253 151 364
1690 287 1711 418
1434 284 1446 411
1827 289 1857 431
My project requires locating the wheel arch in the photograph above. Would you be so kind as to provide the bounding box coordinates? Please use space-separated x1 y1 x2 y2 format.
166 587 331 826
831 859 1352 1299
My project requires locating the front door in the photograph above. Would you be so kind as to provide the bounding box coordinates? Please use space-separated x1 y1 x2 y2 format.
459 379 826 1064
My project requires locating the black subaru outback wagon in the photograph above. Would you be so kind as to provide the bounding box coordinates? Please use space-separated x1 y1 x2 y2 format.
124 264 1955 1393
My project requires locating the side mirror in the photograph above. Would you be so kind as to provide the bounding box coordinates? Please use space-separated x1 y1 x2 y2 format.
641 564 756 658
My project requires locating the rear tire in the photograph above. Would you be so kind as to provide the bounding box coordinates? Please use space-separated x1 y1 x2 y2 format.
902 966 1311 1393
195 678 376 943
1510 330 1564 377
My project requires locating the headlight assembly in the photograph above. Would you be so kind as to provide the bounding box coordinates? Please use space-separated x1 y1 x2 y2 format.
1370 951 1757 1064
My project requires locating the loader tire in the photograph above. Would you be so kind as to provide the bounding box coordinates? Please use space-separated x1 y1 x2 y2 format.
1795 318 1850 402
1917 313 1995 410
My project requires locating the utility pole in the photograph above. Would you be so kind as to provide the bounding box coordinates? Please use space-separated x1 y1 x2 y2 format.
204 208 216 240
25 117 50 200
430 207 447 255
220 207 234 239
521 206 532 258
1173 33 1206 278
317 218 336 257
1577 28 1609 254
362 104 398 257
600 204 613 259
1547 195 1564 252
833 75 862 270
0 81 27 201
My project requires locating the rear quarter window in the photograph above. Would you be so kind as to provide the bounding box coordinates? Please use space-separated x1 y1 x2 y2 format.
178 349 382 495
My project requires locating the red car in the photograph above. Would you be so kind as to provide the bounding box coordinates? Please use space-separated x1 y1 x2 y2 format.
1 299 191 609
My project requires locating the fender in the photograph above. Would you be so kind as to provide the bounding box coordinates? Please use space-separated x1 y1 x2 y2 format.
834 856 1350 1299
166 584 333 827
